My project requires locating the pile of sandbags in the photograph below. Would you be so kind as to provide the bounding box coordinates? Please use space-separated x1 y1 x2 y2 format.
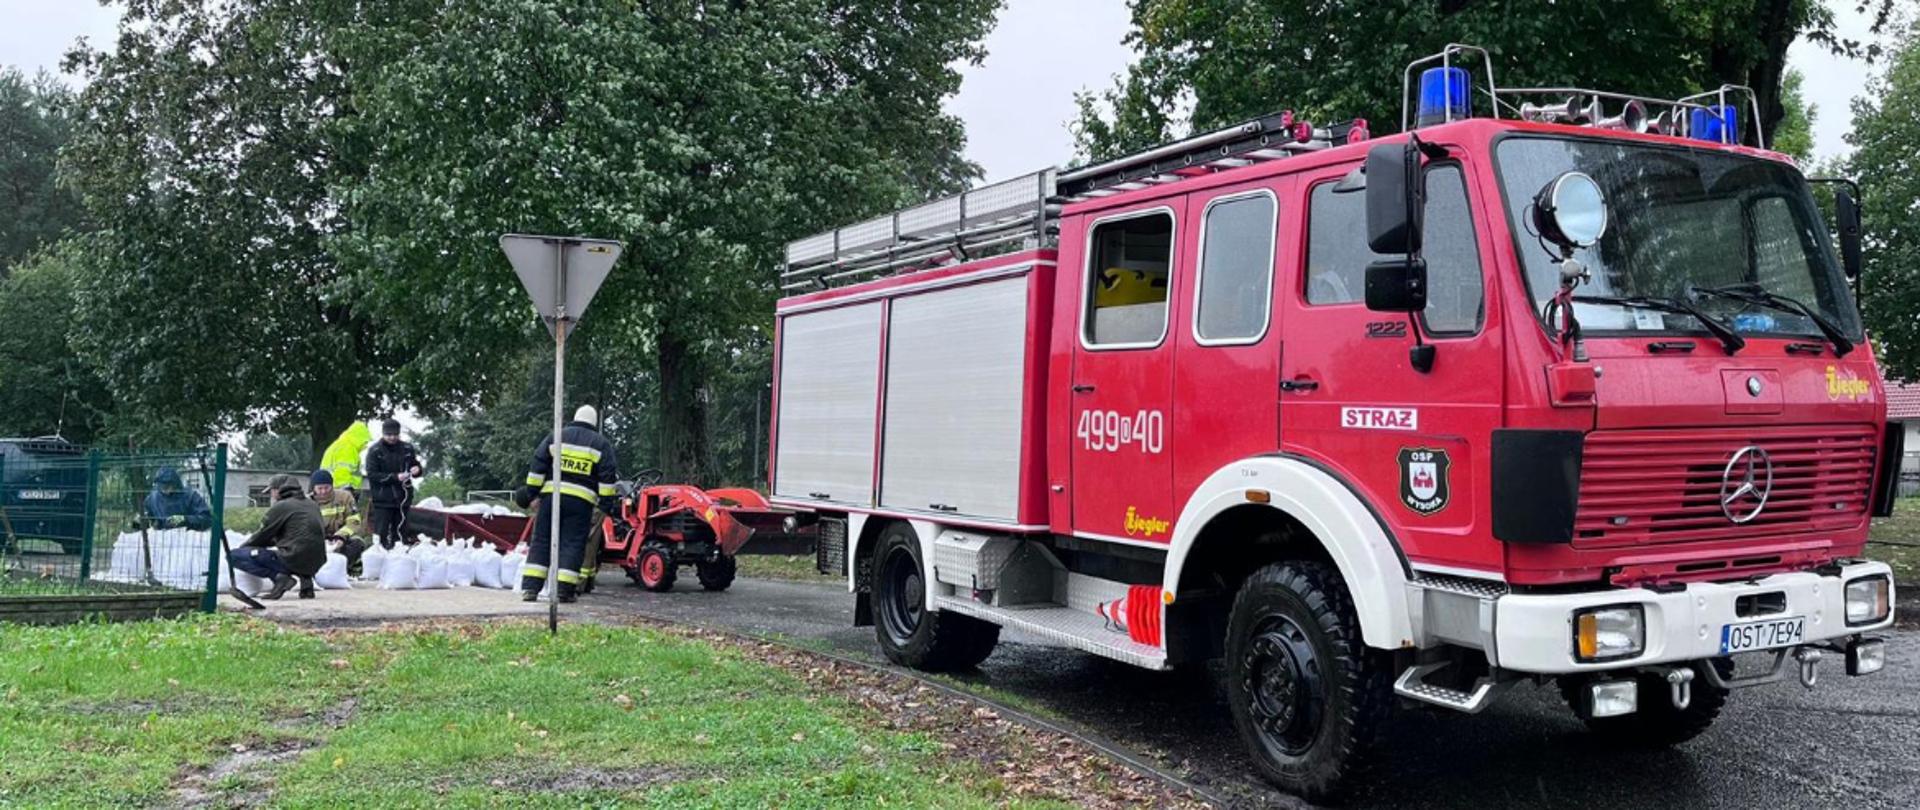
93 529 249 592
361 540 521 591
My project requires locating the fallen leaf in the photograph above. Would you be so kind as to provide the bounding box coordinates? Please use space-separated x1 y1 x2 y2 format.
613 694 634 710
327 659 350 670
791 732 806 743
332 756 344 770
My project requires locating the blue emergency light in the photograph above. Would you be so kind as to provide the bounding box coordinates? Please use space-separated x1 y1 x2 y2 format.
1416 67 1471 127
1689 104 1740 144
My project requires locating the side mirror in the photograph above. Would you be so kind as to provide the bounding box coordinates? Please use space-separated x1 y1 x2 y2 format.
1365 257 1428 312
1836 188 1863 280
1365 143 1421 254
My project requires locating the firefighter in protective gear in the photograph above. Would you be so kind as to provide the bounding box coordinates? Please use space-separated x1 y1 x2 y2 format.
514 405 618 603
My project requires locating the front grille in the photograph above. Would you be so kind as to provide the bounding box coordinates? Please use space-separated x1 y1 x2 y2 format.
1573 425 1876 547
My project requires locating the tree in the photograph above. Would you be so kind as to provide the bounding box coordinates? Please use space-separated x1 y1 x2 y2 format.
1772 69 1818 161
326 0 999 483
0 242 113 443
232 432 312 470
1075 0 1896 161
0 68 83 275
1849 25 1920 381
62 1 396 453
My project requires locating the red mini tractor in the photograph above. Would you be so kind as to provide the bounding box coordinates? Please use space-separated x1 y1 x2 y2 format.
593 470 800 592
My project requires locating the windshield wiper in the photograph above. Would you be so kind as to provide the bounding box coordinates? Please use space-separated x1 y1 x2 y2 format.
1572 294 1747 355
1688 283 1854 357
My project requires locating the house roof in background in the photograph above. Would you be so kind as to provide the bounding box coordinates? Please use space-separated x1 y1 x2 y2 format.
1887 381 1920 421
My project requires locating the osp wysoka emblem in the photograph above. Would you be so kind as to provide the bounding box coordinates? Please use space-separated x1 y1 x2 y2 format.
1398 447 1451 515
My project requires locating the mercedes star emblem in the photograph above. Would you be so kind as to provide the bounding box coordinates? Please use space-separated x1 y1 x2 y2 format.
1719 445 1774 523
1747 376 1763 397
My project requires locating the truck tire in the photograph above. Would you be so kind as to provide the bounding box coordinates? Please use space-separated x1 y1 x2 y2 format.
871 524 999 671
1559 660 1730 746
1225 560 1390 803
633 546 676 592
696 557 737 591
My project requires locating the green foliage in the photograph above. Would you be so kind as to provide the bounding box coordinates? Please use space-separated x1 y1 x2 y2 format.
0 242 113 443
232 432 313 470
1074 0 1894 162
0 68 82 275
1850 25 1920 382
412 475 462 504
1772 69 1818 161
326 0 998 482
61 2 399 452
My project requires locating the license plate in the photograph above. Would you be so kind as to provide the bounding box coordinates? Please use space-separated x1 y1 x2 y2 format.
1720 615 1806 654
16 490 60 500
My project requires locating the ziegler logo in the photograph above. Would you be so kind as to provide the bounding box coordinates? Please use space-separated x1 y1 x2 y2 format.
1366 321 1408 339
1342 406 1418 431
1124 506 1170 538
1826 366 1870 401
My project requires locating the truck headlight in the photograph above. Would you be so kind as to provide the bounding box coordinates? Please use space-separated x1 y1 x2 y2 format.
1845 576 1890 626
1574 604 1645 662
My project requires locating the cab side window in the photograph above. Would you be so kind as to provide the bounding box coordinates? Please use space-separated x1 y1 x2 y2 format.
1084 212 1174 347
1305 165 1486 335
1195 193 1277 343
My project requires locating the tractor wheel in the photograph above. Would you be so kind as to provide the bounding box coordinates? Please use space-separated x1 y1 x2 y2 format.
634 546 676 592
696 557 737 591
1225 560 1391 803
870 523 998 671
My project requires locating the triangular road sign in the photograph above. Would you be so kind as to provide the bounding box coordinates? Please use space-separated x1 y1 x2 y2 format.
501 234 624 330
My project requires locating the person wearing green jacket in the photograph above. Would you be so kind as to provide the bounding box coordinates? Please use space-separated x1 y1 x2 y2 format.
319 420 374 495
230 474 327 599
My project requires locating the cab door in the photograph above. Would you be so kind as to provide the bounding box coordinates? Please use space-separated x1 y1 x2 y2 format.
1069 200 1186 544
1278 156 1506 573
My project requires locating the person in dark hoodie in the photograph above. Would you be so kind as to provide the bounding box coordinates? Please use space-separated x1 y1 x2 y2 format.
362 418 423 549
142 467 212 531
230 474 326 599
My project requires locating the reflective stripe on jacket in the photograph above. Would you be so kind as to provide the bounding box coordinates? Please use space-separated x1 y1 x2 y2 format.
525 421 618 505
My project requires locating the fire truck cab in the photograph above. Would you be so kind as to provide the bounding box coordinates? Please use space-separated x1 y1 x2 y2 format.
768 46 1898 799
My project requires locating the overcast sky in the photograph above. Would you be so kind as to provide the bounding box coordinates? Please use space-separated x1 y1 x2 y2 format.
0 0 1884 175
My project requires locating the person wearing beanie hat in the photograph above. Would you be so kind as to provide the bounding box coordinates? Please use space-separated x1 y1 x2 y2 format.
363 418 423 549
513 405 619 603
309 468 367 575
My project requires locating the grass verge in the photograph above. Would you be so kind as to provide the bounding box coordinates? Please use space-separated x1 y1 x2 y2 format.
735 553 834 584
1867 497 1920 585
0 615 1195 808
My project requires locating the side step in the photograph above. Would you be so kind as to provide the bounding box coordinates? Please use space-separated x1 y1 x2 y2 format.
933 596 1169 670
1393 662 1504 713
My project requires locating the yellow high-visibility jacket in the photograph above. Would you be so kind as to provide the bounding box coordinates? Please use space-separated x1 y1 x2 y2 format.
320 421 373 490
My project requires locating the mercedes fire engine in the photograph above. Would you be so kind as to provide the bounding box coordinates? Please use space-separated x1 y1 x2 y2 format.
767 45 1898 799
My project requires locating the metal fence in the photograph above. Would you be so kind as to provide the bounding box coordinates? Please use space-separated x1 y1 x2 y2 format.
0 444 228 612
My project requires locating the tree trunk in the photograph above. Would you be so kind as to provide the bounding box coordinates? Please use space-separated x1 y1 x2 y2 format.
655 331 711 485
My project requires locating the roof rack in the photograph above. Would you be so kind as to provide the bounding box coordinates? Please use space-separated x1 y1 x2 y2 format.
782 111 1368 290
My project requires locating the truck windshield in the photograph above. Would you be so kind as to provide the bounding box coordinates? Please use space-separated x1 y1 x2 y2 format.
1495 136 1860 341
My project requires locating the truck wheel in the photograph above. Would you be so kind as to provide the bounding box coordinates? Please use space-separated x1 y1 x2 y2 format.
871 524 998 671
696 557 737 591
634 546 676 592
1559 660 1730 746
1225 561 1390 803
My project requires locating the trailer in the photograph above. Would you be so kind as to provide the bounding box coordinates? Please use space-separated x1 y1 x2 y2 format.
768 44 1900 801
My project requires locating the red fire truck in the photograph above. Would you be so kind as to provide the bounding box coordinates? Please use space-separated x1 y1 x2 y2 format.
767 45 1898 799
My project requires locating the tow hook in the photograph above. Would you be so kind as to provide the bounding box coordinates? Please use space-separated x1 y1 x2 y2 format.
1664 667 1694 709
1793 647 1822 689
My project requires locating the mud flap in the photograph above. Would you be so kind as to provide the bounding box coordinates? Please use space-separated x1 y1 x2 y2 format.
854 591 873 627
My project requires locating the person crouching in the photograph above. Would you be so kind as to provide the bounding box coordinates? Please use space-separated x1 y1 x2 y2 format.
230 474 327 599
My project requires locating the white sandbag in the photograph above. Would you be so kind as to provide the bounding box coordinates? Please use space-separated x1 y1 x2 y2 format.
415 554 450 590
470 548 503 589
378 549 418 590
231 568 271 596
446 551 476 587
315 552 352 590
499 547 527 590
416 496 446 510
360 543 387 581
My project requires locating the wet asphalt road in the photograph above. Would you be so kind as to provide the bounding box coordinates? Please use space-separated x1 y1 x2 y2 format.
580 575 1920 810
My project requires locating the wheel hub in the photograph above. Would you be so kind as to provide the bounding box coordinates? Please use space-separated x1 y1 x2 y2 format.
880 548 924 643
1242 618 1325 757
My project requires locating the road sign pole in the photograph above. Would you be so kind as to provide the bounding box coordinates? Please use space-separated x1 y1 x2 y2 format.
549 240 567 635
